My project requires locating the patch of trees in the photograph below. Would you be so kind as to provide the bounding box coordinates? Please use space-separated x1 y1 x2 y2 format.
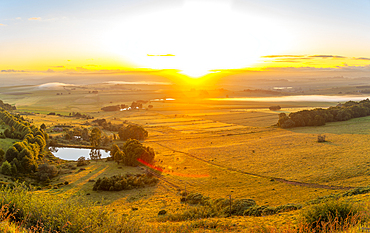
0 108 48 176
100 101 147 112
277 99 370 128
92 118 122 131
110 139 155 166
269 105 281 111
101 105 120 111
118 124 148 141
0 100 16 111
69 112 93 119
93 173 158 191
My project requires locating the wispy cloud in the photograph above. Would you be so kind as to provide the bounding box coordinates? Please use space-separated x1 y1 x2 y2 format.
354 57 370 61
15 17 21 20
262 55 305 58
28 17 41 21
0 23 5 26
1 69 25 72
50 66 65 68
309 55 346 59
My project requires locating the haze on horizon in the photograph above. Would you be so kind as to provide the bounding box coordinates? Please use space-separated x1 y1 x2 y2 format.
1 0 370 80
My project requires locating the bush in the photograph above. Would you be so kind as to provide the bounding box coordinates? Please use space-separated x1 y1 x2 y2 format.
318 134 326 142
302 200 361 231
93 173 158 191
37 163 58 181
77 156 88 166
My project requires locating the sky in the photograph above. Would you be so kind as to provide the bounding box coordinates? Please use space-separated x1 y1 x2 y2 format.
1 0 370 78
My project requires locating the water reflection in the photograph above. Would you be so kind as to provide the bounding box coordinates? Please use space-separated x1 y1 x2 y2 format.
209 95 370 102
50 147 110 161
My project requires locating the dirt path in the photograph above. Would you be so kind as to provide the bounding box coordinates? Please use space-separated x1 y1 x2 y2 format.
155 143 354 191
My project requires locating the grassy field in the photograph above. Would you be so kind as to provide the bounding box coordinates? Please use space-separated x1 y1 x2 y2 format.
2 83 370 231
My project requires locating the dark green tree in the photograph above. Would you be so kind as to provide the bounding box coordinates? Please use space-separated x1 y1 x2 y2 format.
1 161 12 175
5 146 19 162
118 124 148 141
121 139 155 166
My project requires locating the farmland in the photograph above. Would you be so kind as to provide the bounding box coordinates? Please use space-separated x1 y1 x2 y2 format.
1 81 370 231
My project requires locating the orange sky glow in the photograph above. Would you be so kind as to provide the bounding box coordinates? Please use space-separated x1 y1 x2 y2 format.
1 0 370 80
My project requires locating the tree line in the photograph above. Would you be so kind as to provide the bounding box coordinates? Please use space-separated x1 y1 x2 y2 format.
278 99 370 128
0 108 48 175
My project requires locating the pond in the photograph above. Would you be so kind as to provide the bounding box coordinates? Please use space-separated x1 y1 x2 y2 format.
50 147 111 161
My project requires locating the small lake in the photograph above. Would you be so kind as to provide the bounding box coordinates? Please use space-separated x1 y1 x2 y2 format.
209 95 370 102
50 147 111 161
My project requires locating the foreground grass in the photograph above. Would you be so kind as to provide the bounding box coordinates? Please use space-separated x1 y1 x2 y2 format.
1 182 370 233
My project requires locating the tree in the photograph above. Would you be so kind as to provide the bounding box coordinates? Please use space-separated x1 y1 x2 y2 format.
5 146 19 162
34 135 46 152
277 113 295 128
0 148 4 162
40 123 46 131
114 150 125 164
110 144 120 158
89 149 101 162
11 162 18 175
21 155 37 173
1 161 11 175
81 128 89 141
122 139 155 166
90 127 101 147
118 124 148 141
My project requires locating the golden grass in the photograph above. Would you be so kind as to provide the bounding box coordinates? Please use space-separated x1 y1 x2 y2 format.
5 84 370 231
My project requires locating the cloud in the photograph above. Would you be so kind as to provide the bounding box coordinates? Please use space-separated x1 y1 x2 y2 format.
1 69 25 72
262 55 305 58
147 54 175 56
309 55 346 59
355 57 370 61
16 17 21 20
85 64 97 67
46 69 55 73
335 64 370 71
0 23 5 26
28 17 41 21
50 66 65 68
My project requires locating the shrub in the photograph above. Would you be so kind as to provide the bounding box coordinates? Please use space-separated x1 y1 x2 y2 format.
77 156 88 166
318 134 326 142
93 173 158 191
302 200 361 231
37 163 58 181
